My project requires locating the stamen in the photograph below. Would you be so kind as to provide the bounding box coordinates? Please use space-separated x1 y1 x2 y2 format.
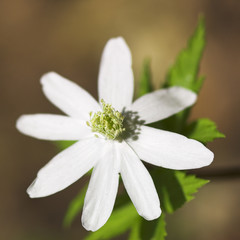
87 99 125 140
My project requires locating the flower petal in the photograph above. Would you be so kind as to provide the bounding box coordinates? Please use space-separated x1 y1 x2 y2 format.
41 72 100 120
16 114 92 140
128 126 214 170
129 86 197 124
82 141 120 231
98 37 134 111
119 141 161 220
27 137 104 198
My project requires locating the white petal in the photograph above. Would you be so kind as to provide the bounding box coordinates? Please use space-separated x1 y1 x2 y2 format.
128 126 214 170
16 114 92 140
129 86 197 124
41 72 100 120
27 138 104 198
98 37 134 111
119 141 161 220
82 141 120 231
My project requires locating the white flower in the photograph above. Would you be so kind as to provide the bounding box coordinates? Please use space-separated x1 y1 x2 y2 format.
16 37 213 231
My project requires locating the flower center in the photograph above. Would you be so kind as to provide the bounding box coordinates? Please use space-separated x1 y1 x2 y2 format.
87 99 125 140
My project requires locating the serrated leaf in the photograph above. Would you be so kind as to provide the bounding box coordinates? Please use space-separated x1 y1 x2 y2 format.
139 218 159 240
165 17 205 93
128 213 167 240
137 59 153 98
141 213 167 240
153 168 209 213
153 18 206 133
85 202 138 240
151 213 167 240
175 171 209 202
63 185 87 228
184 118 225 143
128 170 205 239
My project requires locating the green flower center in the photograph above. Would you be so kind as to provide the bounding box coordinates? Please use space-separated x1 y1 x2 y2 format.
86 99 125 140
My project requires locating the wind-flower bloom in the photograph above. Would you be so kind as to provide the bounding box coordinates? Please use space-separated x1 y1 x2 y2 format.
16 37 213 231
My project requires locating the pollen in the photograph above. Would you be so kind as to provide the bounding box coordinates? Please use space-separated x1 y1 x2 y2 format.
87 99 125 140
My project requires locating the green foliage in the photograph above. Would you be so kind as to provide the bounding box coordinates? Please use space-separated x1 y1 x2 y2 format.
85 168 207 240
165 17 205 93
154 17 207 134
152 169 209 213
85 203 138 240
151 213 167 240
140 219 160 240
137 59 153 98
55 140 76 151
128 219 141 240
63 185 87 228
129 213 167 240
184 118 225 143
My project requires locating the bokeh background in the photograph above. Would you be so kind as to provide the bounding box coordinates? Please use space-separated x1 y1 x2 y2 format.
0 0 239 239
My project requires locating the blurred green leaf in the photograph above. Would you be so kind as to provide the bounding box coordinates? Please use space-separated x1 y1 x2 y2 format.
185 118 225 143
55 140 76 151
151 213 167 240
141 213 167 240
153 169 209 213
140 218 159 240
165 17 205 93
128 213 167 240
137 59 153 98
85 203 138 240
63 185 87 228
128 218 141 240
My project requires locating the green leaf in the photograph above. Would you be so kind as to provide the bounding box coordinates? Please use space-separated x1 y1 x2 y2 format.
152 169 209 213
137 59 153 98
153 18 206 133
141 213 167 240
165 17 205 93
139 218 159 240
128 218 141 240
63 185 87 228
151 213 167 240
184 118 225 143
55 140 76 151
85 203 138 240
128 213 167 240
176 171 209 202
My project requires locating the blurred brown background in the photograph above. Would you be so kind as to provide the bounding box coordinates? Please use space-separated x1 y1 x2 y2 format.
0 0 239 239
